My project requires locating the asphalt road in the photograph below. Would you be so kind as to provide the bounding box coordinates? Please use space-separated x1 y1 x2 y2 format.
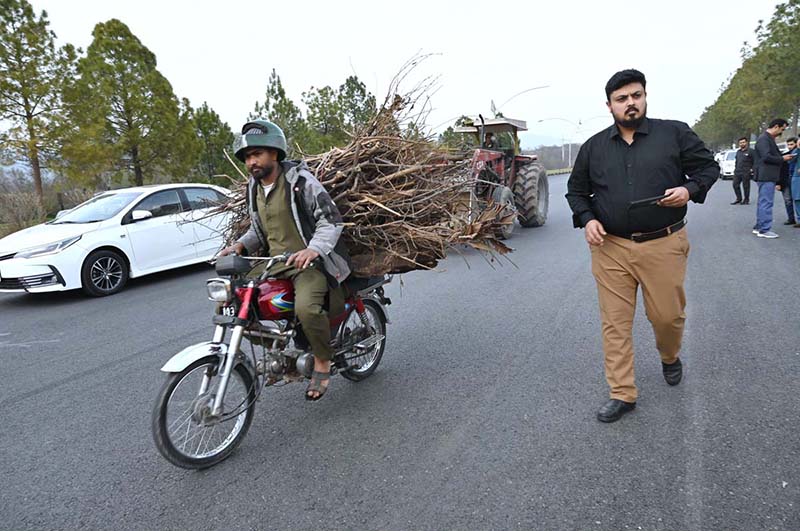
1 174 798 531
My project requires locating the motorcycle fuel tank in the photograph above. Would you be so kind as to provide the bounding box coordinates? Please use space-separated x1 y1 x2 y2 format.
256 278 295 320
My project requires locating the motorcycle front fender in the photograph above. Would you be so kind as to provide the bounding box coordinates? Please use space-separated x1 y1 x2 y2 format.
160 342 226 373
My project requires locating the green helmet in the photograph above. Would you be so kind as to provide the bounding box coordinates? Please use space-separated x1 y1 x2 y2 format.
234 119 288 162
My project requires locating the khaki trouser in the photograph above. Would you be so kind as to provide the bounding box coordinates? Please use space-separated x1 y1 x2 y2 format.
590 229 690 403
273 265 342 361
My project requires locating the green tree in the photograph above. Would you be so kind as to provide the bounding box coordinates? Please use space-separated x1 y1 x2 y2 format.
438 126 460 147
193 102 234 182
695 1 800 143
753 0 800 134
0 0 76 209
338 75 376 132
302 85 347 153
250 69 308 157
250 72 378 157
61 19 199 187
438 116 477 151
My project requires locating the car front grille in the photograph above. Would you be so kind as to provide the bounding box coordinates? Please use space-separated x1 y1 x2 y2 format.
0 272 63 290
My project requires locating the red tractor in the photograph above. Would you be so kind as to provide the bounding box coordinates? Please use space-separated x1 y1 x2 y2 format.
454 116 549 239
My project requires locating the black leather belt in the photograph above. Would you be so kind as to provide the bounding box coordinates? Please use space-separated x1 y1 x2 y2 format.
619 219 686 243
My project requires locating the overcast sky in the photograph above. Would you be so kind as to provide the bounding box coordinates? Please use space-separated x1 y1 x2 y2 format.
32 0 779 148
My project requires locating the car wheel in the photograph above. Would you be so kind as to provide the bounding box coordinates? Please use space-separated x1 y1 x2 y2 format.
81 249 129 297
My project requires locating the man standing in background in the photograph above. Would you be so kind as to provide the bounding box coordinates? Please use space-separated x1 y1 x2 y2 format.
732 137 755 205
753 119 792 238
790 138 800 227
776 137 797 225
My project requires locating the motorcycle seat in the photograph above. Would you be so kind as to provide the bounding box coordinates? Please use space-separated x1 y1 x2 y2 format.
343 275 387 295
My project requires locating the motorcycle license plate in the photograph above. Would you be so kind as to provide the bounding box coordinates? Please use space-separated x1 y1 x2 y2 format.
221 305 236 317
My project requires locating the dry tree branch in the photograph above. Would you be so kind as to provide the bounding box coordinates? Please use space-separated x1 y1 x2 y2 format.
213 53 513 276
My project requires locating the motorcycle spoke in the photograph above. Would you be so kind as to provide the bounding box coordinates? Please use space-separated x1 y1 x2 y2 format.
167 405 195 433
342 306 383 373
202 425 218 455
181 425 209 450
195 425 210 455
163 363 252 460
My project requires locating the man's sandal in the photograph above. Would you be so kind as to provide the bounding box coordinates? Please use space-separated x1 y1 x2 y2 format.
305 370 331 401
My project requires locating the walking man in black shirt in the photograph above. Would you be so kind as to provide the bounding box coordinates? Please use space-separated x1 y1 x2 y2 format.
732 137 755 204
566 69 718 423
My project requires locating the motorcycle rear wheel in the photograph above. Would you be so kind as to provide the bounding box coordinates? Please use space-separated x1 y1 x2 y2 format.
152 356 255 469
340 299 387 382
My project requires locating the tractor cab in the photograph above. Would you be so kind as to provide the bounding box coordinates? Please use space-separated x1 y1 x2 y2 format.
453 116 526 155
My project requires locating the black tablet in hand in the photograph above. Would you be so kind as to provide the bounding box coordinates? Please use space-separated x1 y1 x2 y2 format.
629 194 669 208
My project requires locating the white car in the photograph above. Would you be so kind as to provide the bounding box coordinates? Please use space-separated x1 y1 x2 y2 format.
0 183 231 296
719 149 737 180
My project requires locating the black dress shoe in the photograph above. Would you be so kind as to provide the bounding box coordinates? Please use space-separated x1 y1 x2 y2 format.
730 199 741 205
742 200 750 205
597 399 636 423
662 358 683 386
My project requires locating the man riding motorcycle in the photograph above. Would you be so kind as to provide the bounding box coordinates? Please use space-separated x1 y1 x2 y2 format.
219 120 350 400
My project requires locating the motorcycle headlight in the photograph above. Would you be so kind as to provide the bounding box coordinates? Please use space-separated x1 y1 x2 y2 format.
15 235 82 259
206 278 232 303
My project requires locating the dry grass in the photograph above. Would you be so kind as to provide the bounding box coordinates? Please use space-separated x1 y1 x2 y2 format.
0 192 46 236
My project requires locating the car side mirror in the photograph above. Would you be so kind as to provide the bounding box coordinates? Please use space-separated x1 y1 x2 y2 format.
131 210 153 222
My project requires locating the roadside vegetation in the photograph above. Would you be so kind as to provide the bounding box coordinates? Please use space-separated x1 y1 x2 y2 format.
0 0 378 233
2 0 798 234
694 0 799 149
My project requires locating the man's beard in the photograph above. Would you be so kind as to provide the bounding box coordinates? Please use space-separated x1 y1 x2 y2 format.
616 104 647 128
250 162 276 181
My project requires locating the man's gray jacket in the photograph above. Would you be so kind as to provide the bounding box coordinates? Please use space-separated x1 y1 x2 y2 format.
754 132 783 183
237 160 351 285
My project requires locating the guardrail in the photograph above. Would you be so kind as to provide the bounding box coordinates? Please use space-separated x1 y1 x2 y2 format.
546 168 572 176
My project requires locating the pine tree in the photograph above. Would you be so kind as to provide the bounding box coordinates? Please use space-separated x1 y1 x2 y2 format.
0 0 76 209
61 19 200 187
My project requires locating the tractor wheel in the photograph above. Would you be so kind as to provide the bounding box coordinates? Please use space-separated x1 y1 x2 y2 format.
513 163 549 227
491 186 516 240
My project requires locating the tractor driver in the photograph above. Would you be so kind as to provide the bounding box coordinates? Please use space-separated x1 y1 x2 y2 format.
219 120 351 401
485 132 498 149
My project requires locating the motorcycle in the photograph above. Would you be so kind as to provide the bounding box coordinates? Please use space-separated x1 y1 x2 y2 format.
152 253 391 469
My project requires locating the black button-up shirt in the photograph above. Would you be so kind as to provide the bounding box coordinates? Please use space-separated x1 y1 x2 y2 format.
734 147 755 176
566 118 719 236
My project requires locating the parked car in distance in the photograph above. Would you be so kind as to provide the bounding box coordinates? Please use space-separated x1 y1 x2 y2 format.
719 149 737 180
0 183 231 296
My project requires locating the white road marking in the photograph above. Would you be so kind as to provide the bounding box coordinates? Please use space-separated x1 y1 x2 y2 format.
0 339 61 349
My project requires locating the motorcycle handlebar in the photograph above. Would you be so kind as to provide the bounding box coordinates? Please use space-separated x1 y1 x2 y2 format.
210 252 291 266
238 252 292 262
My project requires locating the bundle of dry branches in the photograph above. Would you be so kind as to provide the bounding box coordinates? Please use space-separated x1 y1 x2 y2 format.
218 57 512 277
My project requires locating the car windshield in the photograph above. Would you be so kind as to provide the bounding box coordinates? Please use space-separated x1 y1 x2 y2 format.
726 151 737 161
50 192 142 224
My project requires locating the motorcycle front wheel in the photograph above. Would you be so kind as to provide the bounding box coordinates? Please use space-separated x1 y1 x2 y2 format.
152 356 256 469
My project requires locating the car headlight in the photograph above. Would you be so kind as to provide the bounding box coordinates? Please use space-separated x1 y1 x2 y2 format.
206 278 232 303
15 235 82 259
